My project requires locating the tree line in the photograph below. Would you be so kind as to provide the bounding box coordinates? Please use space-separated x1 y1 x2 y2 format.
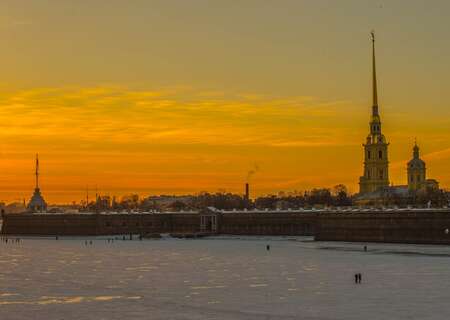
81 183 450 212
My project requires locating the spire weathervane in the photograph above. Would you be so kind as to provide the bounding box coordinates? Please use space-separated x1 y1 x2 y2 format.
371 30 379 116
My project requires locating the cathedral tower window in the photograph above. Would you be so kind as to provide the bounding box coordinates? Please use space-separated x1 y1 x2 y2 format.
378 150 382 159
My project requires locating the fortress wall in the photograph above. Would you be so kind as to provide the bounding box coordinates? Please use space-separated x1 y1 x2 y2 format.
1 214 98 236
171 214 201 233
1 213 200 236
4 210 450 245
218 212 316 236
1 211 316 236
315 211 450 244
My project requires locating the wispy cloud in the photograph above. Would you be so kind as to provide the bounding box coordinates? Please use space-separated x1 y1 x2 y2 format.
0 16 32 29
0 86 355 148
423 147 450 162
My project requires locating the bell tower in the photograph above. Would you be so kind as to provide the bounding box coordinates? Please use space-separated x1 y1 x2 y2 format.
407 141 426 191
359 32 390 194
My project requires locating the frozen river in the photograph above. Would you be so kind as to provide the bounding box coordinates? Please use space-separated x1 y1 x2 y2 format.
1 236 450 320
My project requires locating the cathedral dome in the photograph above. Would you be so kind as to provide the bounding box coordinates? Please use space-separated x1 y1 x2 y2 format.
407 143 425 169
407 157 425 169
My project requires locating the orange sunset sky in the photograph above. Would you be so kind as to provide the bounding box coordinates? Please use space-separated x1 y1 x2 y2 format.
0 1 449 203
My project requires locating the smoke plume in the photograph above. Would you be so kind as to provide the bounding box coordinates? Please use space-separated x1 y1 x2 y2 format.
246 164 260 182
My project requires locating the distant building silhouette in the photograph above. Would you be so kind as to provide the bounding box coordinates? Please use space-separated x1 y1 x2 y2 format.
27 154 47 212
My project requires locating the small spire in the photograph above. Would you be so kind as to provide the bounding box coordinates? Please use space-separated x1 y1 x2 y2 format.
35 153 39 189
413 140 420 158
371 30 379 116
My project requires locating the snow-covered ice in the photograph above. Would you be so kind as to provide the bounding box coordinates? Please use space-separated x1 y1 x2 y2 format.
1 236 449 320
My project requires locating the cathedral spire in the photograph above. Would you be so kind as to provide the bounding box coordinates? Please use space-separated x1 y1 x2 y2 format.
360 31 390 194
35 153 39 189
413 140 420 159
28 153 47 213
371 31 379 116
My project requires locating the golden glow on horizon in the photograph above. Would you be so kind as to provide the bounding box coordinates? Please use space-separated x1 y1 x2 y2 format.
0 85 449 203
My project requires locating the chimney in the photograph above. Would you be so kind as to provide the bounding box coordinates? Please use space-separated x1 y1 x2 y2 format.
245 183 250 201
